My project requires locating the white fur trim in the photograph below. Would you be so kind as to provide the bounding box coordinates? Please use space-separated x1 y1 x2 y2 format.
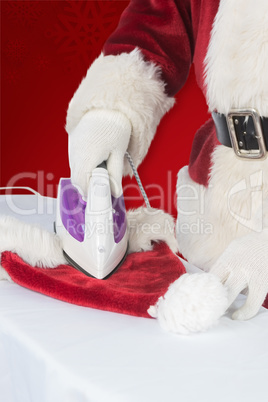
0 215 66 273
148 273 228 335
204 0 268 115
66 49 175 175
178 0 268 268
127 207 178 254
176 147 268 270
0 265 13 282
164 0 268 334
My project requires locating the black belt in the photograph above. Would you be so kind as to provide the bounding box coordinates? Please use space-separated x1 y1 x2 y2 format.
212 109 268 160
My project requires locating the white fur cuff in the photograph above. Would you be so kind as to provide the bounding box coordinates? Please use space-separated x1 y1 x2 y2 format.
127 207 178 254
66 49 175 175
0 215 66 275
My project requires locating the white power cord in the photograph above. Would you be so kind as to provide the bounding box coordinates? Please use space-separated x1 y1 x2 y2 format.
0 187 41 196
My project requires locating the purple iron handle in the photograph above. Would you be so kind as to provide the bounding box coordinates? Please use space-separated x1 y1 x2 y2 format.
59 178 127 243
59 179 86 242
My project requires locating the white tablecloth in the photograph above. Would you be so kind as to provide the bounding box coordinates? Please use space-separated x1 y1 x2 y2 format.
1 195 268 402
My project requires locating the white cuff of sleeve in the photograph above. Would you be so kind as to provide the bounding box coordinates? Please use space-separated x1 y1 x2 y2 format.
66 49 175 175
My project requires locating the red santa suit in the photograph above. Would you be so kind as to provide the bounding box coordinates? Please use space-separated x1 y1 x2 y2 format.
65 0 268 331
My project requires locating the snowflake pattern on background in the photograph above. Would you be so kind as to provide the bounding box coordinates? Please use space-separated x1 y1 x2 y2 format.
47 1 122 72
5 39 28 63
5 69 21 85
4 0 43 26
35 55 50 72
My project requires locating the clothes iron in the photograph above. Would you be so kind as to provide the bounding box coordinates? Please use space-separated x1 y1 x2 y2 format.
55 162 128 279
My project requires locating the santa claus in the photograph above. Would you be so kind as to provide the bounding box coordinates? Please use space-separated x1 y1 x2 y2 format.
1 0 268 334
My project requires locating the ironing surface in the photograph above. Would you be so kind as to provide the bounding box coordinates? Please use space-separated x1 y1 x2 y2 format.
1 195 268 402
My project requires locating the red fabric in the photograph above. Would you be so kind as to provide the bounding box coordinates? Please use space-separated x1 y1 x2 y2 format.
1 242 186 318
103 0 220 97
264 296 268 309
103 0 221 187
104 0 194 97
188 118 221 186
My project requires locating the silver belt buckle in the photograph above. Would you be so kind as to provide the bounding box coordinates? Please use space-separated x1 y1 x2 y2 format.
227 108 267 160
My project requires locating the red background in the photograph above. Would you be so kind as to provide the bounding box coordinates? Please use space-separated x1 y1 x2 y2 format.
1 0 209 217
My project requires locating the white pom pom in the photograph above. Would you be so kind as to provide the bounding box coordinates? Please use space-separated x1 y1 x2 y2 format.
148 273 228 335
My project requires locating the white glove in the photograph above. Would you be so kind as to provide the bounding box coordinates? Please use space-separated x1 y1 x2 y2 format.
68 108 132 197
210 229 268 320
